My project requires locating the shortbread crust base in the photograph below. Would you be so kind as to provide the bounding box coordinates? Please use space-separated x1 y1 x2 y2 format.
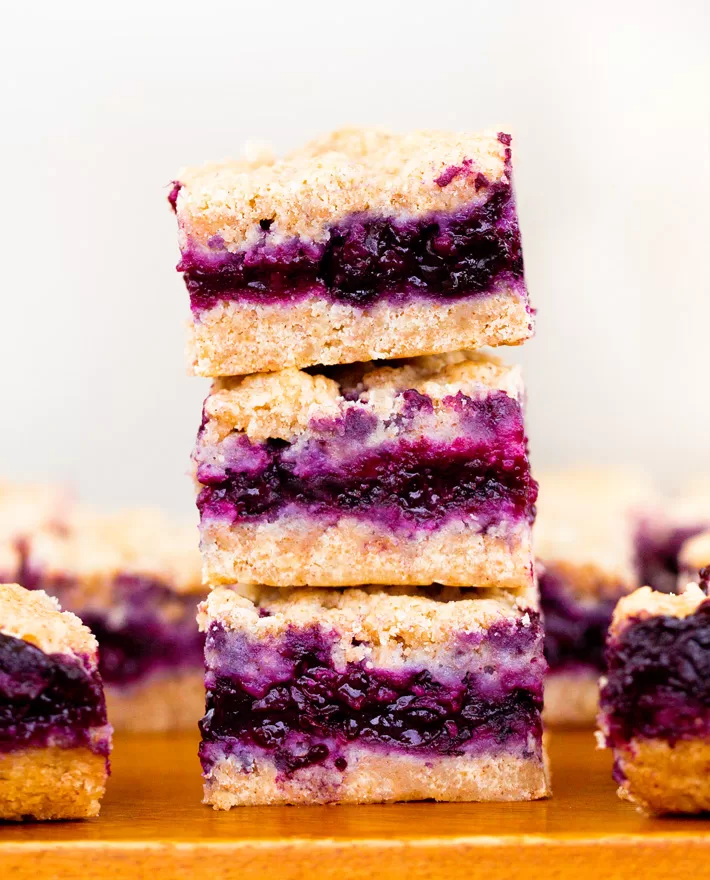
200 515 533 589
544 671 600 727
204 748 550 808
613 738 710 815
0 746 108 821
105 669 204 732
189 291 532 376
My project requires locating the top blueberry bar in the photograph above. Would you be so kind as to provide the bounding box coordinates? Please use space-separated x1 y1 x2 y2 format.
171 128 533 376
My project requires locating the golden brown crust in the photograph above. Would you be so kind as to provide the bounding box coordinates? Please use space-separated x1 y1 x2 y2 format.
27 507 204 599
204 747 550 807
613 738 710 815
176 128 511 251
543 670 600 727
0 746 108 821
105 671 205 733
535 468 656 590
200 515 533 590
0 583 97 659
538 559 633 603
188 292 532 378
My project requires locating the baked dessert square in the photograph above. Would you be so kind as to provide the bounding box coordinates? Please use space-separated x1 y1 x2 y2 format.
13 508 207 732
0 583 111 821
198 583 549 807
535 469 655 726
194 351 537 589
171 128 533 376
635 478 710 593
598 579 710 814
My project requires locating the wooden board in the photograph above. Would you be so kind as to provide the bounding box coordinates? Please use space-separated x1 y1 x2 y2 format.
1 730 709 878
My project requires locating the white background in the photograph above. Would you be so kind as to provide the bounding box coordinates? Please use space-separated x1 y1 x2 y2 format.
1 0 708 517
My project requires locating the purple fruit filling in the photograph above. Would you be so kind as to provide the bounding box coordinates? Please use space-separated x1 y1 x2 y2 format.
539 565 620 674
600 599 710 748
80 578 205 687
635 522 708 594
179 183 524 311
199 616 544 776
18 566 204 688
0 634 108 755
196 391 536 531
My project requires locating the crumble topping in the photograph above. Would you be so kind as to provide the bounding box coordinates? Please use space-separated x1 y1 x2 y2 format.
0 583 97 659
199 582 538 648
203 350 522 443
174 128 512 251
609 583 708 637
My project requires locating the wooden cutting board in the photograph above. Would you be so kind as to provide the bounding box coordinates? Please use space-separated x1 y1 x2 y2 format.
1 730 708 878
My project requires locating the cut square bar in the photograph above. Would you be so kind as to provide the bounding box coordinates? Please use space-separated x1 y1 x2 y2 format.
535 469 655 726
11 508 207 731
194 352 537 589
0 583 111 821
598 580 710 815
172 128 533 376
198 583 549 807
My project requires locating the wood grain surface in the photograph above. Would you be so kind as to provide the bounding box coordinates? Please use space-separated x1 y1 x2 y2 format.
1 730 709 878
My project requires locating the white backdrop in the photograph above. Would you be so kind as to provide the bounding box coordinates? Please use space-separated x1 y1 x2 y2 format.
2 0 708 516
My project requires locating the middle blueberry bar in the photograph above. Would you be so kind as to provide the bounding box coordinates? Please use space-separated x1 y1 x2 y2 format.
194 351 537 589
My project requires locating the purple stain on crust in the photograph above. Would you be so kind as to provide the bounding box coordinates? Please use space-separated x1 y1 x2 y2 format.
600 600 710 748
0 634 109 756
539 564 622 674
195 391 536 531
167 181 182 213
199 615 544 777
434 157 475 188
179 185 525 311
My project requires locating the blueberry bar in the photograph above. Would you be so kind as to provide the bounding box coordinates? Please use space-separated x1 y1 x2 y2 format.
198 583 549 807
598 577 710 814
194 352 537 589
12 508 207 732
635 480 710 593
535 469 654 725
0 583 111 820
172 128 533 376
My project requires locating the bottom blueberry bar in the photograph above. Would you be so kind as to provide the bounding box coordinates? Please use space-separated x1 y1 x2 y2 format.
598 575 710 815
0 584 112 821
535 469 653 726
198 584 549 807
11 508 207 732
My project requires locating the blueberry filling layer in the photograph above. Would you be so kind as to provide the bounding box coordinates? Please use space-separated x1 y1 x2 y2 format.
179 185 524 311
600 600 710 748
196 392 536 530
18 568 204 688
0 634 108 754
635 522 707 594
539 565 620 674
199 618 544 776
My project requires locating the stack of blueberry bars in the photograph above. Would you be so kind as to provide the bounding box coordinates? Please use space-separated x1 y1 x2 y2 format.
171 127 550 806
